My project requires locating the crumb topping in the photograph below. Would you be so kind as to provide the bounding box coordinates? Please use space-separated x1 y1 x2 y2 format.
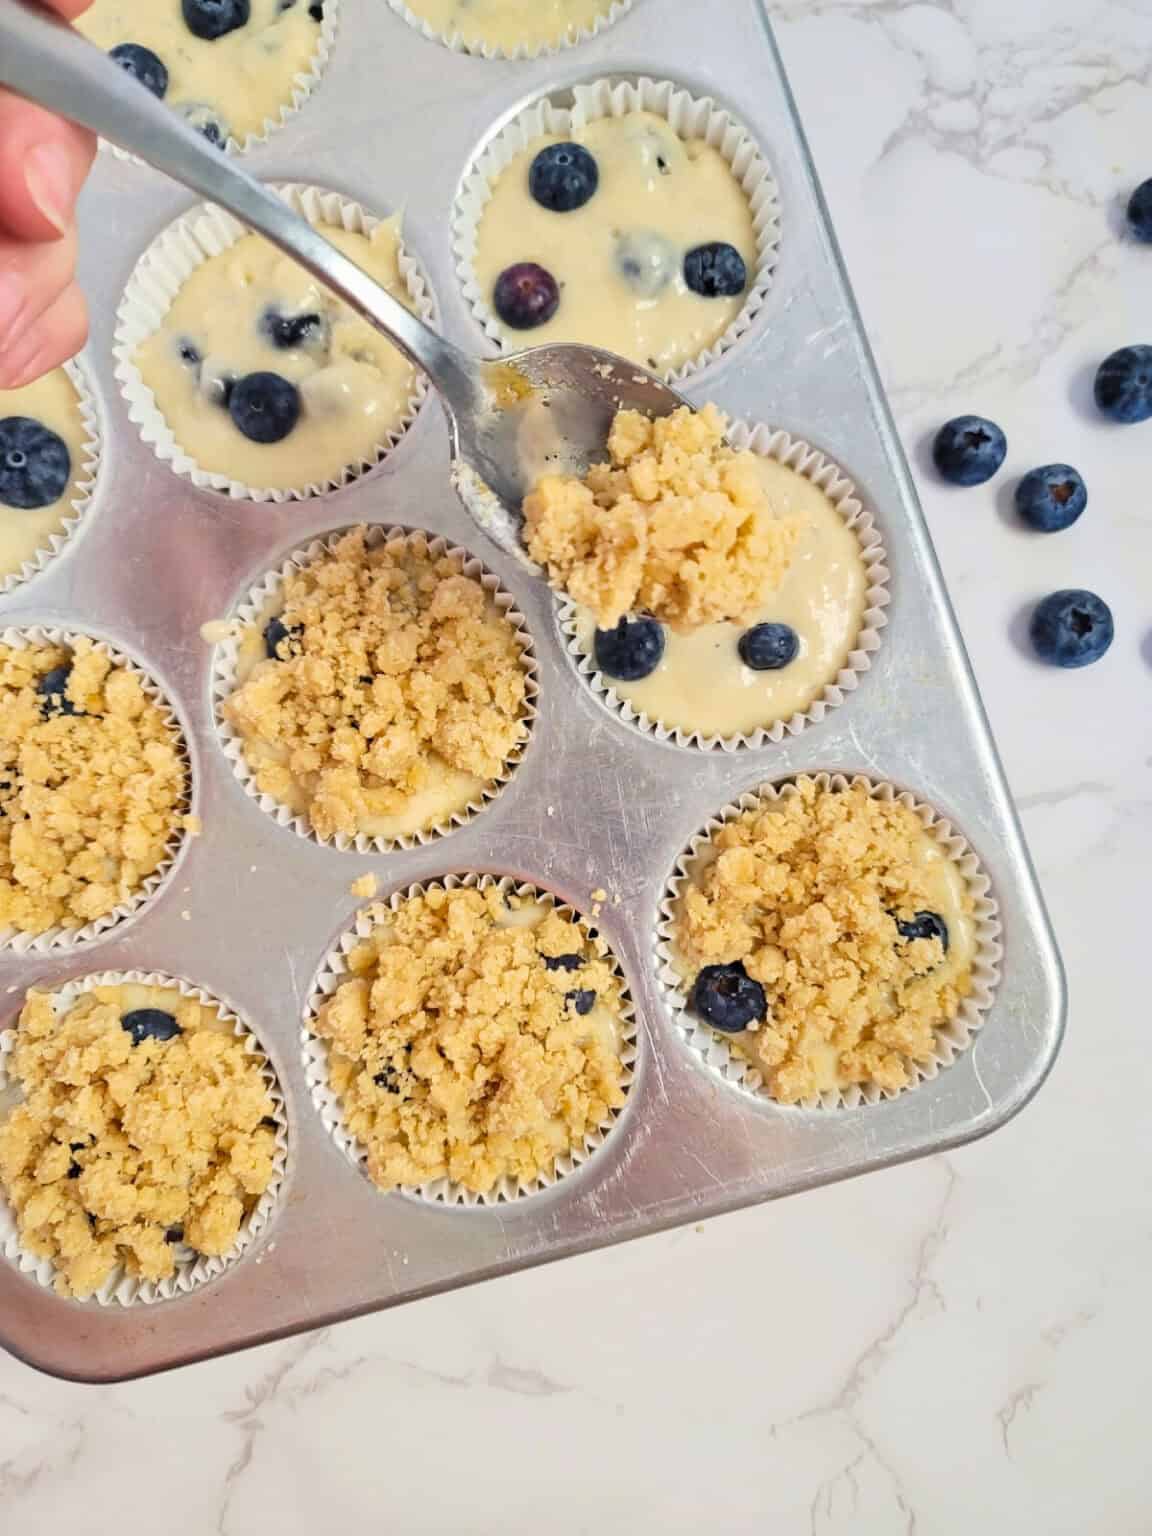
314 886 628 1195
524 404 802 632
673 780 976 1103
224 531 529 842
0 641 186 936
0 985 277 1298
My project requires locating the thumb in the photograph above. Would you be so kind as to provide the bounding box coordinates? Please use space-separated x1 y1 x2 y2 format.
0 95 95 243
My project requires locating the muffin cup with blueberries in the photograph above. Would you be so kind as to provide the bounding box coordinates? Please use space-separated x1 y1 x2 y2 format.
385 0 634 60
454 76 782 383
115 183 433 502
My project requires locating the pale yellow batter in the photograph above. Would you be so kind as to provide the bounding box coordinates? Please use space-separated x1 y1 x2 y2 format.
77 0 325 146
136 218 418 492
672 779 977 1104
403 0 617 51
0 370 88 584
475 112 757 375
573 456 868 738
314 885 627 1195
0 981 278 1298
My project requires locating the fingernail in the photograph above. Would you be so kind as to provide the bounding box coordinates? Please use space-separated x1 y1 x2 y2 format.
0 271 27 351
24 143 74 236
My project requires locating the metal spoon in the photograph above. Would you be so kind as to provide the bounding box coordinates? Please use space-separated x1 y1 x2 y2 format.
0 0 687 564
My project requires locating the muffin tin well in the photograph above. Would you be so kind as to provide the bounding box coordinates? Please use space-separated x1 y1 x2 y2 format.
0 0 1063 1382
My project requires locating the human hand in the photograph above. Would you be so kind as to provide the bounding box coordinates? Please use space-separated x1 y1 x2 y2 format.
0 0 96 390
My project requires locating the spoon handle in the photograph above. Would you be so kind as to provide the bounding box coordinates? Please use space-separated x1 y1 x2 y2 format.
0 0 476 403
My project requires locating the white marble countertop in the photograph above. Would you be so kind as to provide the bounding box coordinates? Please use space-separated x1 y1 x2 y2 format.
3 2 1151 1530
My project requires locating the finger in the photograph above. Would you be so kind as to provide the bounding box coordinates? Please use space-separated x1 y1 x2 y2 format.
0 282 88 391
0 95 95 243
45 1 95 17
0 225 79 355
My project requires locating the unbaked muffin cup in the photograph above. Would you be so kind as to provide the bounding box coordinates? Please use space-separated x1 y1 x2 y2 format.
212 526 538 851
303 873 638 1206
0 969 288 1306
657 773 1003 1110
558 417 890 750
0 627 192 956
384 0 633 60
0 357 102 599
453 75 782 384
114 182 433 502
101 0 340 161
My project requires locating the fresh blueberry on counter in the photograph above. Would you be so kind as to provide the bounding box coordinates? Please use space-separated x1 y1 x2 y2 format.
0 416 71 509
1014 465 1087 532
529 143 600 213
593 618 665 682
614 231 677 298
690 962 767 1033
182 0 251 41
121 1009 183 1045
932 415 1007 486
36 665 79 719
228 372 302 444
493 263 560 329
1094 346 1152 424
683 242 748 298
738 622 799 671
109 43 169 100
894 910 950 953
1030 589 1114 668
1127 179 1152 243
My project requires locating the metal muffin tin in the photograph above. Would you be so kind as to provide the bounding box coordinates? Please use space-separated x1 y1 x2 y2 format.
0 0 1066 1381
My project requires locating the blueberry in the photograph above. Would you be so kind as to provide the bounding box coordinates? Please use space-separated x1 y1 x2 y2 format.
263 616 303 659
493 263 560 330
165 1224 185 1244
228 372 301 444
0 417 71 510
683 243 748 298
738 622 799 671
1014 464 1087 533
593 618 665 682
1126 179 1152 243
309 1 324 17
932 415 1008 486
67 1160 82 1180
528 143 599 213
543 953 582 973
109 43 169 99
566 989 597 1016
182 0 251 41
689 962 767 1034
120 1009 182 1045
1094 346 1152 425
177 338 202 369
614 231 677 298
260 308 328 351
36 665 79 718
179 103 229 147
894 910 950 953
1030 589 1114 669
373 1066 401 1093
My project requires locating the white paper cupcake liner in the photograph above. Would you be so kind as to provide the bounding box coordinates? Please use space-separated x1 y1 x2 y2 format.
453 75 782 384
0 969 288 1306
212 526 538 852
559 418 890 751
0 627 192 955
0 357 102 598
303 873 638 1206
657 774 1003 1110
114 182 434 502
100 0 340 161
385 0 633 60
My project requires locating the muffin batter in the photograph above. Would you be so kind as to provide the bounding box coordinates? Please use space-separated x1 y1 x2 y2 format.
527 405 801 632
475 112 757 375
0 982 278 1298
0 640 186 937
77 0 325 147
314 885 627 1195
572 453 869 739
224 530 529 843
672 779 976 1104
0 369 88 584
135 217 418 492
403 0 616 51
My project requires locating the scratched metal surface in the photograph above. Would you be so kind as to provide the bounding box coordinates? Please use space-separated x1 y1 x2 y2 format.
0 0 1065 1382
